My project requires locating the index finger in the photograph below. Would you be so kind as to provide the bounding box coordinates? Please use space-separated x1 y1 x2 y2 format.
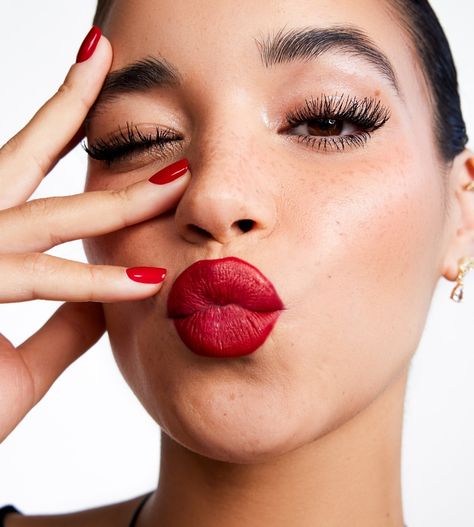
0 27 112 209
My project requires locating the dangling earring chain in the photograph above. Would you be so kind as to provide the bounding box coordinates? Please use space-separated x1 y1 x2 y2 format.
451 180 474 302
451 257 474 303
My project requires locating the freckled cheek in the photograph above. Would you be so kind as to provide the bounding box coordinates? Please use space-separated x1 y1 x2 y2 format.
82 220 171 269
289 159 440 283
270 161 443 427
282 160 442 352
82 222 174 397
341 169 440 298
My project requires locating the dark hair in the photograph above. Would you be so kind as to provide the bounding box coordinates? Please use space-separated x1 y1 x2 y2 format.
93 0 114 28
93 0 468 164
386 0 468 164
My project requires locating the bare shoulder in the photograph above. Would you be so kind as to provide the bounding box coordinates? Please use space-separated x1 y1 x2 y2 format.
6 493 151 527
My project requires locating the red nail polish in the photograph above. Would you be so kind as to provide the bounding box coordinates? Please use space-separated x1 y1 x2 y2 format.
126 267 167 284
76 26 102 63
149 159 189 185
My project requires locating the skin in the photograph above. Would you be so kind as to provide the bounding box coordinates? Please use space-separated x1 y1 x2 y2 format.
80 0 474 525
2 0 474 526
91 0 474 526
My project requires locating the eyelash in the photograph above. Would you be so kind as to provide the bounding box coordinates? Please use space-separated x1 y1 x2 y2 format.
284 94 391 151
84 93 391 166
84 124 181 166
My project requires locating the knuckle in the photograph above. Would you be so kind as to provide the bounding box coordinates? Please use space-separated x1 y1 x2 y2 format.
22 253 53 297
1 135 53 176
47 231 66 249
0 135 20 158
57 81 90 115
21 197 51 227
18 253 43 300
24 252 48 275
40 197 67 247
86 264 106 302
30 150 54 176
56 82 73 100
111 188 133 228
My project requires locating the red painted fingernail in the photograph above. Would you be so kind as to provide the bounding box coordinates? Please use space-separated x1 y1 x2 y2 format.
76 26 102 63
126 267 167 284
149 159 189 185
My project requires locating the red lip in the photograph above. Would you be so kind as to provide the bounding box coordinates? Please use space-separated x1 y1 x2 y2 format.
167 256 284 358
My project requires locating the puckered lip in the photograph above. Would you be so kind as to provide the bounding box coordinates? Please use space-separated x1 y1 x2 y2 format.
166 256 284 318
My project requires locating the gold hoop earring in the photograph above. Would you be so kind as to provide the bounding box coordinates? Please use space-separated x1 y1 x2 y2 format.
450 257 474 303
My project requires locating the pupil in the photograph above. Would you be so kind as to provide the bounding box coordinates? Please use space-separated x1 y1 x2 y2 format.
308 118 343 136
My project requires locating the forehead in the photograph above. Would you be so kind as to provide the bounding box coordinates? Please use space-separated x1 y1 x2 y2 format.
103 0 410 79
96 0 431 131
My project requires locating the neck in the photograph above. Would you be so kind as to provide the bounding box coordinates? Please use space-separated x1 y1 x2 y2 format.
142 366 408 527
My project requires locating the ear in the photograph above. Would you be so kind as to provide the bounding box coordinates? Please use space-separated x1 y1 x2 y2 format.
441 150 474 282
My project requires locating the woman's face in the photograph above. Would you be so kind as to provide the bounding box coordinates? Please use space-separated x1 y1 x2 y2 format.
83 0 451 463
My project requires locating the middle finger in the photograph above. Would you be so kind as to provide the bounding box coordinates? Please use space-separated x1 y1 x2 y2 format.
0 159 190 253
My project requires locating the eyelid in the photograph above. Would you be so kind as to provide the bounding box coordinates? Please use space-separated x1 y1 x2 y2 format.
84 121 183 166
87 121 182 147
85 92 391 165
279 93 391 153
283 93 391 130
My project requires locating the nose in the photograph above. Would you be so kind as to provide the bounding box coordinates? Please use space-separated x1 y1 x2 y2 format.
174 137 278 247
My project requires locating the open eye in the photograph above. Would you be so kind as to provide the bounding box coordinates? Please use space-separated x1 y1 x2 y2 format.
282 94 391 152
289 118 358 137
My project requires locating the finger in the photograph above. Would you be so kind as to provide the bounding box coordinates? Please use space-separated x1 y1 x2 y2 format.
0 31 113 210
17 302 106 415
0 160 191 253
0 330 31 442
0 253 167 303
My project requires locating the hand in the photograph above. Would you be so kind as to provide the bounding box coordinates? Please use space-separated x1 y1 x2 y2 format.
0 30 190 442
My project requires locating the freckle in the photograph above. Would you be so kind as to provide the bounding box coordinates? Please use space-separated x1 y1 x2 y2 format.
327 275 332 279
374 89 381 96
229 393 236 400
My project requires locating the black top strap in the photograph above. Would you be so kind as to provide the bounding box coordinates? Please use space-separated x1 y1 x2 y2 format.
0 492 154 527
0 499 407 527
0 504 21 525
129 491 153 527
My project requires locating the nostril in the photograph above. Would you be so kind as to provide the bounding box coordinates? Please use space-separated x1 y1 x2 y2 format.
188 224 213 239
237 219 254 233
186 219 255 241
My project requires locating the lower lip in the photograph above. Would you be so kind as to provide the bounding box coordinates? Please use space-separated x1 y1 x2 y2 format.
171 303 282 358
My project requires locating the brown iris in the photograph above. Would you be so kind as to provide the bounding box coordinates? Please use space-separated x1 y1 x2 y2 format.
307 118 343 136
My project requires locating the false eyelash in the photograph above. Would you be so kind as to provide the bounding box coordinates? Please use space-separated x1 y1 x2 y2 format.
84 93 391 166
83 122 183 165
283 93 391 152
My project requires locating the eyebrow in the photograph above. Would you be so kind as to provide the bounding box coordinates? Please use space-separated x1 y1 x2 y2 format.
89 25 400 117
90 56 183 111
255 25 400 94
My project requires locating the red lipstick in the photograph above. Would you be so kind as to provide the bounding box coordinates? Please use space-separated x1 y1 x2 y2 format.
167 257 284 358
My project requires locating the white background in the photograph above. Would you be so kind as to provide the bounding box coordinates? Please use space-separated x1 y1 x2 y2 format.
0 2 473 526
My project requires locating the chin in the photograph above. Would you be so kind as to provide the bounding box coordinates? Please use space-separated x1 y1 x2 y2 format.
156 378 323 464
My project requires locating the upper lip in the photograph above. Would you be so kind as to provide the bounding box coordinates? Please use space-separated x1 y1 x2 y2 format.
167 256 284 318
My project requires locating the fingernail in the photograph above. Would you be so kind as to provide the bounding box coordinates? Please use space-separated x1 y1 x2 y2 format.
149 159 189 185
126 267 167 284
76 26 102 63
